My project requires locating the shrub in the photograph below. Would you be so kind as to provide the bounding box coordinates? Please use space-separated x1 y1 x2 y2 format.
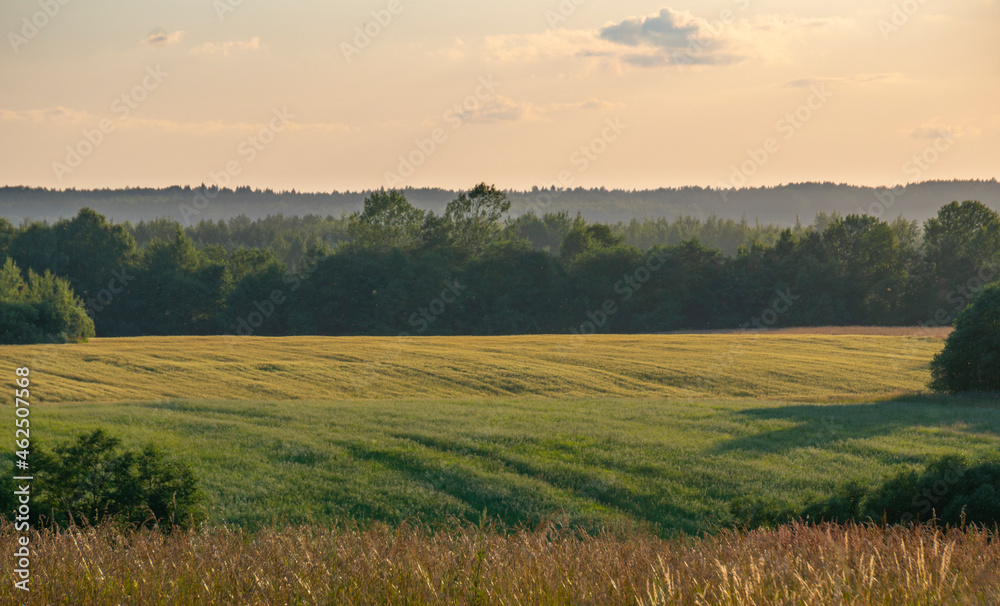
858 456 1000 526
930 281 1000 393
732 456 1000 528
0 258 94 344
33 429 204 528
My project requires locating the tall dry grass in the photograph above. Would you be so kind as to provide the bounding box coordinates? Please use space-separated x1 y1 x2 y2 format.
2 521 997 605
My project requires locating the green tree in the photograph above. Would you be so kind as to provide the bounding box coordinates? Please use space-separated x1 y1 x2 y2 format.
117 227 225 335
823 215 907 324
506 211 574 253
445 183 511 256
930 281 1000 393
55 208 137 300
911 201 1000 321
348 189 425 251
220 249 290 336
560 218 625 264
0 217 13 262
459 240 567 334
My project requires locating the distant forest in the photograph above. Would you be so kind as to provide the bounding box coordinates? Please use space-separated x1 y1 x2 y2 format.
2 179 999 225
1 183 998 343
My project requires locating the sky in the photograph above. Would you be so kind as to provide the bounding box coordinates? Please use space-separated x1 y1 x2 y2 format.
1 0 998 192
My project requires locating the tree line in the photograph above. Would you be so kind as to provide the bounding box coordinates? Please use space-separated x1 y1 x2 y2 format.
3 180 998 225
0 184 998 343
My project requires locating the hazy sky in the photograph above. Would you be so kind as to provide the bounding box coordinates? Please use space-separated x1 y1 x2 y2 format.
1 0 997 192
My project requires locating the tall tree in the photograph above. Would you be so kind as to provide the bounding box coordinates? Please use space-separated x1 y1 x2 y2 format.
445 183 511 257
347 189 425 251
822 215 907 324
914 201 1000 320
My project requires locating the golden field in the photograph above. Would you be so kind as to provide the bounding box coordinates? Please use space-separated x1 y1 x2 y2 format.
1 333 944 404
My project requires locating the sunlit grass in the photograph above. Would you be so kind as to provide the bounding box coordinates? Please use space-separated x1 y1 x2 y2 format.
0 333 943 403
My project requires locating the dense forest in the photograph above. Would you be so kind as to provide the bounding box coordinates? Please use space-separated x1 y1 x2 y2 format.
2 179 999 225
1 183 998 343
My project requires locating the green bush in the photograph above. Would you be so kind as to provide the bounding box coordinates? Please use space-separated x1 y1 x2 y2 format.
33 429 204 529
732 456 1000 528
930 281 1000 393
0 258 94 344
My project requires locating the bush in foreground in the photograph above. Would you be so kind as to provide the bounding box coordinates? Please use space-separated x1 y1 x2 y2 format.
0 521 997 605
930 281 1000 393
30 429 204 529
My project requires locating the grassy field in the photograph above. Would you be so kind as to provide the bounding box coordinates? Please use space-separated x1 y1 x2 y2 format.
3 333 998 534
3 521 997 605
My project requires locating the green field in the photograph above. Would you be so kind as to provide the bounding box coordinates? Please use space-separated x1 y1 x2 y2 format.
3 333 998 534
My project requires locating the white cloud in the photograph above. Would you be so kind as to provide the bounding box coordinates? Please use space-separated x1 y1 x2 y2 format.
0 106 93 123
190 37 263 56
145 30 184 46
458 96 537 124
431 38 466 60
448 96 620 125
906 121 979 140
783 73 901 88
0 106 351 134
486 8 851 69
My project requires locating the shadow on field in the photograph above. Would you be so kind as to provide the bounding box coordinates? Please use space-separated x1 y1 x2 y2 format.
340 437 699 534
711 398 1000 455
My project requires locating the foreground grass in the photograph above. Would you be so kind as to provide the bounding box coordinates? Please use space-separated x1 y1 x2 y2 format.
0 333 942 402
11 396 1000 532
2 521 997 605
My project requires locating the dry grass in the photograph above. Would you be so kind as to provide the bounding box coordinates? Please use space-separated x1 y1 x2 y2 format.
0 333 942 403
3 521 997 605
667 326 954 338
